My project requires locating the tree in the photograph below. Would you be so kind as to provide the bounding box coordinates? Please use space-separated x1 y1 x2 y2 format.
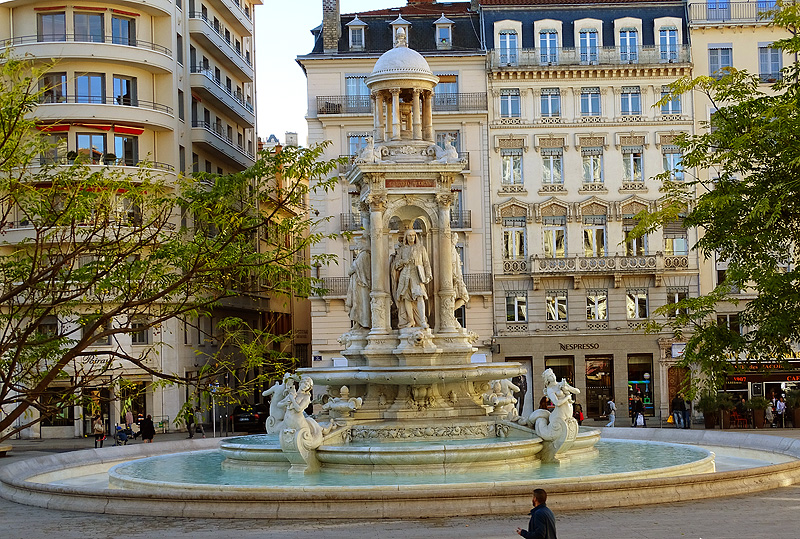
0 50 343 441
637 3 800 394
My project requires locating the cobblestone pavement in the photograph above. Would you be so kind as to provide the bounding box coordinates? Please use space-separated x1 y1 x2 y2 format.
2 426 799 539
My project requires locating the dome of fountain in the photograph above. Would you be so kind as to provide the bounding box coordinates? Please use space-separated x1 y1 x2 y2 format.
366 29 439 87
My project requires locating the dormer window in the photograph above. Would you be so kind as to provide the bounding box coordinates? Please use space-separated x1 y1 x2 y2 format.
347 16 367 51
434 13 454 50
390 15 411 46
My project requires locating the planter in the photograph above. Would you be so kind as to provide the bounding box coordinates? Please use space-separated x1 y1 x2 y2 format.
720 409 731 429
793 408 800 428
704 413 717 429
753 408 766 429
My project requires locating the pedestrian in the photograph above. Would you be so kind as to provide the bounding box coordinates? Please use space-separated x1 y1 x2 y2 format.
186 408 196 439
193 407 206 438
91 415 105 448
671 393 686 428
140 414 155 443
682 395 692 429
605 397 616 427
776 396 786 428
631 395 646 427
516 488 557 539
125 409 134 429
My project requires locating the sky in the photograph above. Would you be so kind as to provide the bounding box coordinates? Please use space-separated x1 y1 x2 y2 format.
254 0 404 145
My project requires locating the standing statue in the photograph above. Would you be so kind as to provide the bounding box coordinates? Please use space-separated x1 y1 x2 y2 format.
345 234 371 330
277 375 324 473
393 229 432 329
262 373 295 434
519 369 581 462
451 232 469 312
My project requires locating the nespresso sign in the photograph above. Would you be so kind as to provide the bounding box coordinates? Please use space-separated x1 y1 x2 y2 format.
559 342 600 351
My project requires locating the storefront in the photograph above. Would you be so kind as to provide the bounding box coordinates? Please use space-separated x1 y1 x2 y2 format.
725 360 800 400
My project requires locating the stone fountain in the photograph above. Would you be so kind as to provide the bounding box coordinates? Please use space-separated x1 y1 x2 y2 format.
220 31 598 475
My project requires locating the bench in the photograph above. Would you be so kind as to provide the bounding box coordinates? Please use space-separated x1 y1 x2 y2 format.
0 444 11 457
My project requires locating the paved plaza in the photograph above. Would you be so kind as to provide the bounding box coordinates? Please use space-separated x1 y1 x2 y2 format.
2 426 799 539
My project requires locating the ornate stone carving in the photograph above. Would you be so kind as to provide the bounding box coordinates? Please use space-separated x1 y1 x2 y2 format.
579 136 605 147
518 369 580 462
436 193 454 207
355 136 385 164
539 137 565 148
498 137 525 149
620 135 646 146
321 386 363 419
366 193 387 212
350 423 493 441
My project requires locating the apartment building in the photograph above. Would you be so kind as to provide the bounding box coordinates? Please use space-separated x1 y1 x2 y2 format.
302 2 495 367
0 0 264 438
687 0 799 401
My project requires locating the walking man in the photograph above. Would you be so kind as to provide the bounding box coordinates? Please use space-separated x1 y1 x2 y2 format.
516 488 557 539
605 397 616 427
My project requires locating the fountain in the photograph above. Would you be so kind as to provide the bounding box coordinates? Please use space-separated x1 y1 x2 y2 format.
2 34 800 520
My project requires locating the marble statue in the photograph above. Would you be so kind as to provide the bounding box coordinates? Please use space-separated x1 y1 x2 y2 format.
433 134 460 164
519 368 580 462
356 136 383 164
277 375 324 473
483 379 520 420
451 232 469 312
392 229 432 329
262 373 295 434
322 386 363 419
345 234 371 329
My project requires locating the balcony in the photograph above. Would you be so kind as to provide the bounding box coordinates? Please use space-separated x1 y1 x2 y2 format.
190 66 255 127
191 120 255 169
318 277 348 298
36 96 174 131
488 45 690 70
316 92 488 115
340 213 363 232
531 253 694 276
450 210 472 229
689 1 776 25
2 34 173 74
503 258 528 274
464 273 492 293
205 0 254 35
188 13 253 81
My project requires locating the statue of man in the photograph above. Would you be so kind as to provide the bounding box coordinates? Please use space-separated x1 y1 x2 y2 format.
345 234 371 329
451 232 469 312
394 229 432 329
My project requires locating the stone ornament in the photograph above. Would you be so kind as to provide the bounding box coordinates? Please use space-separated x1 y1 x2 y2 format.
432 134 461 164
322 386 363 419
391 229 432 329
519 368 580 462
345 234 371 329
482 379 520 420
356 136 384 164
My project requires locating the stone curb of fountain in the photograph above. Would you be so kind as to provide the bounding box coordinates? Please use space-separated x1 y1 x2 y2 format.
1 429 800 519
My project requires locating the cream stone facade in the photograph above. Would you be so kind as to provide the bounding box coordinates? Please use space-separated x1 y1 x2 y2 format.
0 0 275 438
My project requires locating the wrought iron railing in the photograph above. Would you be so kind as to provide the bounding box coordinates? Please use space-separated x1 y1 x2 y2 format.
318 277 348 297
340 213 363 232
464 273 492 293
689 1 776 24
531 253 694 273
316 95 371 115
190 66 254 113
450 210 472 229
192 120 255 159
188 12 252 67
488 45 690 69
39 95 172 114
2 34 171 55
432 92 488 112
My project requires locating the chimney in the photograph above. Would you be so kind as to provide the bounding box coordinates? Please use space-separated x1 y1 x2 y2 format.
322 0 341 54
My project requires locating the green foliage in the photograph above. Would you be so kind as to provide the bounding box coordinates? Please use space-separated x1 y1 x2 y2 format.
0 51 346 441
638 2 800 393
785 388 800 410
695 391 721 414
745 396 770 411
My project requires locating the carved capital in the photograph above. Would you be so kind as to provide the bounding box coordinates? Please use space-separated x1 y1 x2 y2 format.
436 193 454 208
366 193 387 212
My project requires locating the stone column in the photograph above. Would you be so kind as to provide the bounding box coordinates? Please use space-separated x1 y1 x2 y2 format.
422 90 434 141
376 91 386 142
412 88 422 140
371 93 380 141
367 192 389 333
435 190 457 333
391 88 401 141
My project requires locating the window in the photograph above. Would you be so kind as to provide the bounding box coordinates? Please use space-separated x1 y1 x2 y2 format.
663 150 684 181
622 147 643 183
436 131 461 152
709 46 733 78
113 76 137 106
177 34 184 65
38 12 66 42
40 72 67 103
178 89 185 121
83 320 112 345
667 288 688 317
586 289 608 320
74 12 104 43
708 0 731 20
40 388 75 427
434 75 458 110
624 227 647 256
114 134 138 166
179 145 186 173
717 313 741 334
348 133 369 156
660 87 681 114
437 26 451 47
664 219 688 255
506 293 527 322
499 31 518 65
350 27 364 50
759 45 782 82
546 290 568 321
620 86 641 116
626 289 648 319
131 321 150 345
539 30 558 64
501 149 523 185
543 216 566 257
659 28 678 61
758 0 777 10
500 89 521 118
76 133 106 164
540 88 560 117
619 30 638 63
580 30 599 64
40 132 68 164
76 73 105 104
192 152 199 173
541 149 563 185
345 75 369 97
112 15 136 46
581 148 603 183
580 87 601 116
502 217 526 260
582 215 606 257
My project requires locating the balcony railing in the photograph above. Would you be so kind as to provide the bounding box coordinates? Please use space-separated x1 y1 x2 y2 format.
318 277 348 297
340 213 363 232
450 210 472 229
192 120 255 160
189 12 252 67
503 258 528 274
38 156 174 171
39 95 172 114
464 273 492 293
432 92 488 112
531 253 693 274
190 65 254 113
2 34 171 55
489 45 690 69
689 1 776 24
317 92 488 115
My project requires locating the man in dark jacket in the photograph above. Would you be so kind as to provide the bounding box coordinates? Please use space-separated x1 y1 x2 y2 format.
516 488 557 539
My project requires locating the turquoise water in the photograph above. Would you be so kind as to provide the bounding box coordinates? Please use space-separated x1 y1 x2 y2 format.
112 440 710 488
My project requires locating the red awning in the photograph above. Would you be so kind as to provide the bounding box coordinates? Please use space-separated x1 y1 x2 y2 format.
74 124 112 131
114 125 145 135
36 124 70 132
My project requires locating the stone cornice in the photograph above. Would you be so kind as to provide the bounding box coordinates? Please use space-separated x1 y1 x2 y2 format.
489 65 691 81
